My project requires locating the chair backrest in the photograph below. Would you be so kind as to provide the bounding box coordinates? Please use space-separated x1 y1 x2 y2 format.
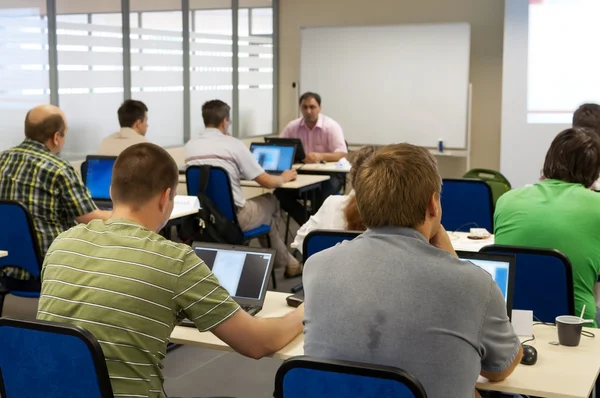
0 318 114 398
462 168 511 206
440 179 494 232
480 245 574 322
80 160 88 184
0 201 43 279
274 356 427 398
186 165 238 224
303 230 361 263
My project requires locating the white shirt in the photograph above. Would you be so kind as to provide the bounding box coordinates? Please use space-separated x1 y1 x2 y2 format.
184 128 264 208
292 193 352 253
98 127 148 156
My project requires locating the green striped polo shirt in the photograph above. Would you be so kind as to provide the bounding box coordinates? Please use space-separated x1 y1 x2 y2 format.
37 219 240 398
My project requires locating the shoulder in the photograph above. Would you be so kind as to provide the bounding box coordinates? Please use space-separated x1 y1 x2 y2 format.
320 194 350 210
283 118 302 130
322 115 342 130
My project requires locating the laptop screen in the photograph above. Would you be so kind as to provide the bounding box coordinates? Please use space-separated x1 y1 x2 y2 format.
459 256 510 302
250 144 295 172
194 246 272 301
86 157 116 200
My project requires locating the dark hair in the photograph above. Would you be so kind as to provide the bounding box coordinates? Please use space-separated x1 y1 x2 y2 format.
542 127 600 188
573 103 600 135
355 143 441 228
111 143 179 208
24 112 66 143
202 100 231 127
299 92 321 106
118 100 148 128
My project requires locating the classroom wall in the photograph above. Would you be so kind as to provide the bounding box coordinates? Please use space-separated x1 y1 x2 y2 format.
278 0 505 172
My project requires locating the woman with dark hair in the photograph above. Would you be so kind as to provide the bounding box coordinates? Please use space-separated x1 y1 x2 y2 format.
292 145 378 253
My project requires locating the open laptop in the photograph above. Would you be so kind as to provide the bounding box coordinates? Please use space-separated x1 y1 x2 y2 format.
180 243 275 327
457 251 516 319
265 137 306 163
249 143 296 175
85 155 117 210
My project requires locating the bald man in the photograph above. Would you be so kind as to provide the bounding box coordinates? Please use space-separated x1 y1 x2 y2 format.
0 105 110 287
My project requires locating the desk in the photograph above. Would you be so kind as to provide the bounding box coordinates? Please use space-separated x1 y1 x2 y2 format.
293 162 351 174
450 232 494 252
0 251 7 258
171 293 600 398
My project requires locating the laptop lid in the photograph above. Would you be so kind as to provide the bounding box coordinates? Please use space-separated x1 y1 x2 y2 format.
85 156 117 201
192 243 275 307
249 143 296 173
457 251 516 319
265 137 306 162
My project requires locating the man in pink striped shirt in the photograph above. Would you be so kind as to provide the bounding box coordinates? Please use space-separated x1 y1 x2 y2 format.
277 92 348 227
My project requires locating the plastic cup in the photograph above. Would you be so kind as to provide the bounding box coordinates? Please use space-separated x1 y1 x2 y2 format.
556 315 584 347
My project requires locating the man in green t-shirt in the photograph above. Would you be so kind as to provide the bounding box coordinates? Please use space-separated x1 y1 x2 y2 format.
495 127 600 326
37 143 304 398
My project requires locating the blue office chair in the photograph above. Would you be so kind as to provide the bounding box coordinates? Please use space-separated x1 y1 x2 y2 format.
0 200 43 298
480 245 574 323
0 318 114 398
290 230 361 293
274 356 427 398
80 160 88 184
441 179 494 232
186 166 276 288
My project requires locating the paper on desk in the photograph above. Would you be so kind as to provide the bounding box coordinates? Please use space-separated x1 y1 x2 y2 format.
336 157 351 169
174 195 201 211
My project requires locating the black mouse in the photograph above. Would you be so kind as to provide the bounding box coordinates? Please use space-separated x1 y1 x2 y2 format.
520 344 537 366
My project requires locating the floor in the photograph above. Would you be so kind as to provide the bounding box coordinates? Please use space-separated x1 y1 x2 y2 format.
162 216 303 398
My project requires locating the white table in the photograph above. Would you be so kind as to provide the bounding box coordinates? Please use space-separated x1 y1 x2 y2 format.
293 162 351 173
0 251 7 258
240 174 330 189
171 292 600 398
449 231 494 252
169 208 199 220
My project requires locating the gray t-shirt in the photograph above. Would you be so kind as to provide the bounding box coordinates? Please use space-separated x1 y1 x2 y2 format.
303 227 520 398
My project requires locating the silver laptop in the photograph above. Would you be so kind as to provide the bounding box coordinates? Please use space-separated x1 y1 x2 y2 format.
180 243 275 327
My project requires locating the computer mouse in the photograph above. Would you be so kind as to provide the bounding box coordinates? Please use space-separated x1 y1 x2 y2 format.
520 344 537 366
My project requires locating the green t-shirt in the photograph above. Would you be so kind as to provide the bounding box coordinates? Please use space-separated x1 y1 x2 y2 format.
494 179 600 325
37 219 239 398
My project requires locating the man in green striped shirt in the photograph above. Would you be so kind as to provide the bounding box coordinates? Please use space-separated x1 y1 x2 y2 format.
37 143 304 398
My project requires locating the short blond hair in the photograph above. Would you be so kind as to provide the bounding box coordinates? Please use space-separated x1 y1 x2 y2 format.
354 143 441 228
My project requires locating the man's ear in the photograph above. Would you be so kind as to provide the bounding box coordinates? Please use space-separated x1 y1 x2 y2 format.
427 192 440 219
159 187 172 211
52 131 61 147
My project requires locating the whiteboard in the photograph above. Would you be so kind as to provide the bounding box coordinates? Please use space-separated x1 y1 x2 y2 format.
300 23 471 148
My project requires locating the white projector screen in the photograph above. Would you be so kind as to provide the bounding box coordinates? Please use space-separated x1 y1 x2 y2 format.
300 23 471 148
501 0 600 187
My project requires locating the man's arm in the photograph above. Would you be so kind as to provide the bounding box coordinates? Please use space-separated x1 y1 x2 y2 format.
75 209 111 224
480 345 523 382
429 225 458 257
254 170 297 189
305 152 346 163
212 305 304 359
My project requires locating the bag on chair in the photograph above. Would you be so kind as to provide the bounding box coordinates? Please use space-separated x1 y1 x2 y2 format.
192 165 245 245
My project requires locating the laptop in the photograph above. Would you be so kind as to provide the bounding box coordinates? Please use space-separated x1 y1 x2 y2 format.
249 143 296 175
457 251 516 319
180 243 275 327
264 137 306 163
85 155 117 210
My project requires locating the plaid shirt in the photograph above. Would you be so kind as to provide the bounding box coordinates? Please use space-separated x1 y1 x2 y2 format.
0 139 97 280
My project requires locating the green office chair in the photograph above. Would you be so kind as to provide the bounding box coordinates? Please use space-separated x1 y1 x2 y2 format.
462 169 511 206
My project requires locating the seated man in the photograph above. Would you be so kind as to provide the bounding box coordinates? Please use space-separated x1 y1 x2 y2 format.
0 105 110 286
185 100 302 277
37 143 304 398
277 92 348 225
495 127 600 325
292 145 378 252
98 99 149 156
303 144 522 397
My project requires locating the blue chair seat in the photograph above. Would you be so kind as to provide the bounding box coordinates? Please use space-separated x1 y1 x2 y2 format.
243 224 271 241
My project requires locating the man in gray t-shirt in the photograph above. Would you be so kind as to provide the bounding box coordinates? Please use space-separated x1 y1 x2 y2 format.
303 144 522 398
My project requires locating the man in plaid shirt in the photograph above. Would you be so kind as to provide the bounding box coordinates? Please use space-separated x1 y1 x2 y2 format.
0 105 111 286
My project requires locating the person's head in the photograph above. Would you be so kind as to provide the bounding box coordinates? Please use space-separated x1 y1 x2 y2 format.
110 143 179 231
202 100 231 135
24 104 68 155
354 143 442 239
349 145 379 188
299 92 321 126
542 127 600 188
118 100 149 135
573 103 600 135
